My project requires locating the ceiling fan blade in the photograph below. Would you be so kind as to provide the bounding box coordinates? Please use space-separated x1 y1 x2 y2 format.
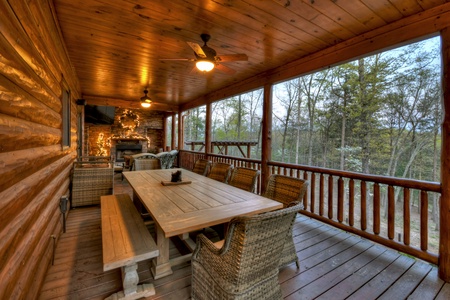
216 53 248 62
215 63 236 75
187 42 206 58
159 58 195 61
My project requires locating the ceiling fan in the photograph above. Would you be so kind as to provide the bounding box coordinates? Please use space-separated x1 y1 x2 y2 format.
159 34 248 74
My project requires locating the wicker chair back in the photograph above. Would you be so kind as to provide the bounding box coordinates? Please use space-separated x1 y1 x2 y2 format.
228 167 260 193
192 159 211 176
133 158 161 171
207 162 233 183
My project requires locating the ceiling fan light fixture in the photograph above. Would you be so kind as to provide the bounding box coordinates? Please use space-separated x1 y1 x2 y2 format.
196 60 215 72
140 89 152 108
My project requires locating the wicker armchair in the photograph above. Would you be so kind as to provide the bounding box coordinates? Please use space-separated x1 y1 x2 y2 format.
262 174 308 269
191 202 303 300
228 167 260 193
71 157 114 207
207 162 233 183
129 153 157 170
192 159 211 176
133 157 161 171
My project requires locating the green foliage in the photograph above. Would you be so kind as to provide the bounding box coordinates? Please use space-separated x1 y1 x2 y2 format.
269 36 441 181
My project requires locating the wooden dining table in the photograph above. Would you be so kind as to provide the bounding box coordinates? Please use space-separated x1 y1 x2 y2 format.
123 168 283 279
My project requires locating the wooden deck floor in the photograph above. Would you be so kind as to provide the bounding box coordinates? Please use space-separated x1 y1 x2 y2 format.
39 175 450 299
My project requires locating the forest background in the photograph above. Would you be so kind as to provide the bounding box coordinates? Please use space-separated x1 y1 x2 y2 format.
181 36 441 185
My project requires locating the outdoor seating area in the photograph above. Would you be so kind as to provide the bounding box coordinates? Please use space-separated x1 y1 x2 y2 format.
5 2 450 300
38 174 450 299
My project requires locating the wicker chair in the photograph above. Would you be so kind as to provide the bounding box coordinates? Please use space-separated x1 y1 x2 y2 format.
191 202 303 300
228 167 260 193
262 174 308 269
71 158 114 207
192 159 211 176
129 153 157 170
133 157 161 171
207 162 233 183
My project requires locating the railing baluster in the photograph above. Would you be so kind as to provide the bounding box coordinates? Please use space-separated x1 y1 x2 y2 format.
388 185 395 240
421 190 429 251
349 179 354 226
328 175 333 220
404 188 410 245
361 181 367 231
310 173 316 213
374 183 380 235
303 171 309 210
338 177 344 223
320 174 324 216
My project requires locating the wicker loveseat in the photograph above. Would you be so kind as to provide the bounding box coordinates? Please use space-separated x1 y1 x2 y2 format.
71 156 114 207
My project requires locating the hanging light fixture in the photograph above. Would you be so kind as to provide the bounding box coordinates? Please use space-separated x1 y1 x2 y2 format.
140 89 152 108
196 59 215 72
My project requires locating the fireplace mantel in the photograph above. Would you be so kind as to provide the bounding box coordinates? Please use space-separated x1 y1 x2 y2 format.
112 137 148 142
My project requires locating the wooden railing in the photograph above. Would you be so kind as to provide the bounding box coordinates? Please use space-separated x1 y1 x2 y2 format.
178 150 442 265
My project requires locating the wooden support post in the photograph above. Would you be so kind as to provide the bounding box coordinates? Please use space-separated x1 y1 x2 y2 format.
205 103 212 155
163 114 168 150
171 113 176 151
178 111 184 151
261 84 273 193
440 27 450 282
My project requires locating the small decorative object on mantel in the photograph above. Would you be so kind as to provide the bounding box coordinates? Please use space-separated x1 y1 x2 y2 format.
161 170 192 186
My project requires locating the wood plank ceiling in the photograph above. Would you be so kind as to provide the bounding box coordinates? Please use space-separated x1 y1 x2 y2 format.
52 0 447 111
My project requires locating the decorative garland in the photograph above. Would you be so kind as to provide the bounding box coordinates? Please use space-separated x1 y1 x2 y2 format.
119 109 140 131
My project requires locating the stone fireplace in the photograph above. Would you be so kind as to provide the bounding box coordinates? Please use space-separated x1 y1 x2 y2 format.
115 143 142 162
112 138 148 162
84 108 165 158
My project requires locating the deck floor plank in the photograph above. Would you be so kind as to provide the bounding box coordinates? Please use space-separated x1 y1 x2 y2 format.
408 268 445 299
346 254 416 300
38 177 450 300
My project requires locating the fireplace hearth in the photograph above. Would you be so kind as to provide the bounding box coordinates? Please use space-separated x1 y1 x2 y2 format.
115 144 142 162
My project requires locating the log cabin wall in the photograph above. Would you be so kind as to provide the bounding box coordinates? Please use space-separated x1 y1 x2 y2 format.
0 1 80 299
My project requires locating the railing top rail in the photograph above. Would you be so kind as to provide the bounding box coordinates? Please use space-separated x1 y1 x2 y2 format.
269 161 441 193
179 151 440 193
179 150 261 164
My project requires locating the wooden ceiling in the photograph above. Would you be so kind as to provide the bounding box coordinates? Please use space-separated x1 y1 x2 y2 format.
52 0 448 111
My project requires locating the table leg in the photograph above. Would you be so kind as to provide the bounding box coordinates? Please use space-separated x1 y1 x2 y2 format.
151 223 173 279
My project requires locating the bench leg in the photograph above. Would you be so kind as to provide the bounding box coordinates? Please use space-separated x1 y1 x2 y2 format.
105 263 155 300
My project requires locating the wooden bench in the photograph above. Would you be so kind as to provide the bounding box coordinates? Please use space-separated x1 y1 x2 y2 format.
101 193 159 300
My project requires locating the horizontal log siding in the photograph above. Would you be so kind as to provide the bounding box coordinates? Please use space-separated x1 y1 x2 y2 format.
179 151 441 265
0 1 79 299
